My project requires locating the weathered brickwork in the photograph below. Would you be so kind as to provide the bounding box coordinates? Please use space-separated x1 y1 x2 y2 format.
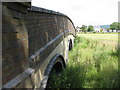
27 6 76 56
2 2 76 87
2 2 30 85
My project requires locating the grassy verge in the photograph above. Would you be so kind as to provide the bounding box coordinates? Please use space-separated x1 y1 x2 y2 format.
48 34 118 88
77 32 118 34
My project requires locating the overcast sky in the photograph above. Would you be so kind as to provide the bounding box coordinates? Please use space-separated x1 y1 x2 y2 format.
32 0 119 27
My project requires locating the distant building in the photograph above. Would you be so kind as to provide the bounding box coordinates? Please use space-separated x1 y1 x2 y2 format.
93 26 101 32
109 30 113 32
113 30 117 32
102 28 107 32
93 25 109 33
117 30 120 32
100 25 110 33
76 26 82 32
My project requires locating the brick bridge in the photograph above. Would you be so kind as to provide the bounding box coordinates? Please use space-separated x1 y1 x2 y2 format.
2 1 76 88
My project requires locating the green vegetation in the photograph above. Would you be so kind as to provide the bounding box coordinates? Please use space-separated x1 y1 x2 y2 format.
48 34 119 88
79 25 94 32
87 25 94 32
80 25 87 33
78 32 118 34
77 34 118 42
110 22 120 30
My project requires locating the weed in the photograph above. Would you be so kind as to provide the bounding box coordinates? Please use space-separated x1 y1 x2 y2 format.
47 34 118 88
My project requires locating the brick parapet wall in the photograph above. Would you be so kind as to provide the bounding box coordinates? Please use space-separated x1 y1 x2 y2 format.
28 6 76 35
27 6 76 56
2 2 76 86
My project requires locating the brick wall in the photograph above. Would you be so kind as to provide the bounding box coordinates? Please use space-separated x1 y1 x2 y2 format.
2 2 76 86
2 2 30 85
27 6 76 56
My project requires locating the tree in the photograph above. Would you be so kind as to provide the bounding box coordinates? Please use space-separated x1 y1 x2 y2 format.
110 22 118 30
87 25 94 32
80 25 87 33
100 29 103 32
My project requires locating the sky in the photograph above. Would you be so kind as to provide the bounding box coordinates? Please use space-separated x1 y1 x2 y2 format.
32 0 119 27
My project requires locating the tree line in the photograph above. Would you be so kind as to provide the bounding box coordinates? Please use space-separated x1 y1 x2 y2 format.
77 22 120 33
79 25 94 32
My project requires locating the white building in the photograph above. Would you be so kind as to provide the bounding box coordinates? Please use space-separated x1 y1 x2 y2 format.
93 25 108 33
93 26 101 32
76 26 82 32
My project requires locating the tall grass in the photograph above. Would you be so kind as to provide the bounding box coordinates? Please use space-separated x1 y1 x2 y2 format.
48 35 118 88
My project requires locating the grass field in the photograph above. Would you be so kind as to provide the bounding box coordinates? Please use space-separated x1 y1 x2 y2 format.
48 34 119 88
78 34 118 42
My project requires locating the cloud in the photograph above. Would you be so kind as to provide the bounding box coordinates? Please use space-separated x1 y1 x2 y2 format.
32 0 119 26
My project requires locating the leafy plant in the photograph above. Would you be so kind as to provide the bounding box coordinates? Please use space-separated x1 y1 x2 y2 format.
47 34 118 88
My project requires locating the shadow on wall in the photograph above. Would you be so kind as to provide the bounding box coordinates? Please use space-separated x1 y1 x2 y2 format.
2 2 29 86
